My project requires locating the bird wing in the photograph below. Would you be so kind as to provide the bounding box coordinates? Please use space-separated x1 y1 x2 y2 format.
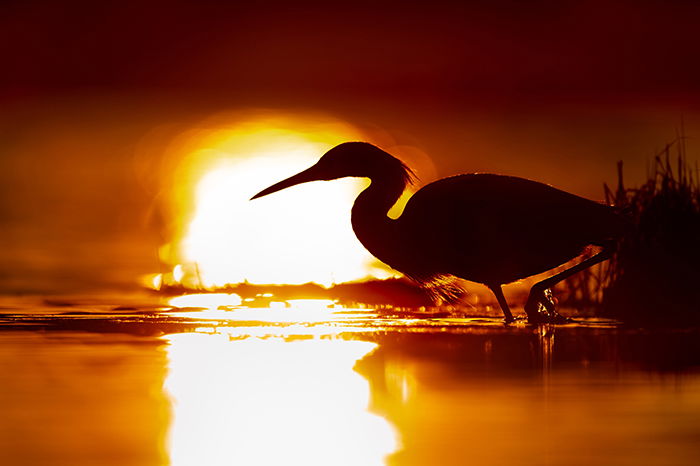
396 174 622 284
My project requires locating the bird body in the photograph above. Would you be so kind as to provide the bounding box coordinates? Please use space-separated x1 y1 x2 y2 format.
378 173 622 285
252 142 624 323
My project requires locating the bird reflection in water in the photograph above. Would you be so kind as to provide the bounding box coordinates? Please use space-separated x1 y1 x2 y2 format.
352 327 700 466
164 333 398 466
253 142 626 323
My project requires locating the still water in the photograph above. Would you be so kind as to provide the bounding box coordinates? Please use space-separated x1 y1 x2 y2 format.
0 294 698 466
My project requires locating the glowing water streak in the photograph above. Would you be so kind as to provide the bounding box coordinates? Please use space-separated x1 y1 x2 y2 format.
163 334 399 466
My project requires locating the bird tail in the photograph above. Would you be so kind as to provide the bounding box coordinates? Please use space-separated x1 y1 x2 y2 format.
421 274 469 306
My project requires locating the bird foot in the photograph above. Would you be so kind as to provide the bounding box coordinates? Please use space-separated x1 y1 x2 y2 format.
504 315 528 325
524 288 572 324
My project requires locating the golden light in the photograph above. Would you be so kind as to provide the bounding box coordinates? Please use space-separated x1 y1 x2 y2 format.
163 334 399 466
161 112 407 289
168 293 242 310
166 295 351 327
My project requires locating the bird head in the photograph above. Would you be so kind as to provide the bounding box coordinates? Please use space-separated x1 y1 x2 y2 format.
251 142 413 200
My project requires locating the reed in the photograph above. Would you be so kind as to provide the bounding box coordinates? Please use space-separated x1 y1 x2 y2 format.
562 135 700 322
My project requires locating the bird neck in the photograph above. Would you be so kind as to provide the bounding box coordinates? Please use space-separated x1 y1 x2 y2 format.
351 173 407 264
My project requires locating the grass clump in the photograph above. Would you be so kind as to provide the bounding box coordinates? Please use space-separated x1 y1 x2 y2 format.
600 137 700 323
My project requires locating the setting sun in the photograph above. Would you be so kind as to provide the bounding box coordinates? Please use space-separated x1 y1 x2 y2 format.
162 114 399 289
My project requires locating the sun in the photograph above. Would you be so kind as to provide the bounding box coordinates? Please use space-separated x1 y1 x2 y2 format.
156 112 398 289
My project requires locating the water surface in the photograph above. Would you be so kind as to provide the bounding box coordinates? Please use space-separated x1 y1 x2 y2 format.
0 294 698 465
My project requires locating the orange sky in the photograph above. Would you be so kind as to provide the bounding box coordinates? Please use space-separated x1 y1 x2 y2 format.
0 0 698 292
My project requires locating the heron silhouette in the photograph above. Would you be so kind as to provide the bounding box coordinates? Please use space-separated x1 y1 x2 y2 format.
251 142 625 323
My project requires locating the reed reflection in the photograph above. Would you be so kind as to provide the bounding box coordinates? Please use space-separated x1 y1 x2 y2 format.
163 333 398 466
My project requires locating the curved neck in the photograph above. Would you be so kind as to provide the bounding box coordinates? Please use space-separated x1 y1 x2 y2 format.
351 173 407 266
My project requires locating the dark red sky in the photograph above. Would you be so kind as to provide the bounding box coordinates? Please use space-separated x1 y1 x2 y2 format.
2 0 699 105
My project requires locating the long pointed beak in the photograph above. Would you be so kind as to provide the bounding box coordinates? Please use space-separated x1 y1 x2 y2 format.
250 165 322 200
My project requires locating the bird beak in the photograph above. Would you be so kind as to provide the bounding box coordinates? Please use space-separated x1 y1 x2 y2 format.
250 165 322 200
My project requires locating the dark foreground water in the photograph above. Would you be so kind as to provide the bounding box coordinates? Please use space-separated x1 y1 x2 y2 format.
0 293 699 466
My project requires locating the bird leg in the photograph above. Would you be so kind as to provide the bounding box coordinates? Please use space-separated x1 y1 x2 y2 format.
524 246 613 323
489 284 515 323
525 287 559 323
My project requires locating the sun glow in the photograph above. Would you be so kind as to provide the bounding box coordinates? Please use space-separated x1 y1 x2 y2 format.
166 294 344 325
168 293 243 310
164 113 400 289
164 334 399 466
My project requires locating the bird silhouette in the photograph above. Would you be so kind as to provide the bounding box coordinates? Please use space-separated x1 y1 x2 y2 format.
251 142 625 323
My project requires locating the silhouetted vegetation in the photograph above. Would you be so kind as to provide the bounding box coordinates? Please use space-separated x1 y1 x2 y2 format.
602 138 700 322
566 137 700 323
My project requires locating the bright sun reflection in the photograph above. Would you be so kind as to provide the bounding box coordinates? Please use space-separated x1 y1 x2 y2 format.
168 293 243 309
165 114 399 289
166 295 344 325
164 334 399 466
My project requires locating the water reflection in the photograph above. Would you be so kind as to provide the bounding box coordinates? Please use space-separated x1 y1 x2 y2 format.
163 333 398 466
168 293 243 309
356 331 700 466
0 331 170 466
166 296 340 325
2 298 700 465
